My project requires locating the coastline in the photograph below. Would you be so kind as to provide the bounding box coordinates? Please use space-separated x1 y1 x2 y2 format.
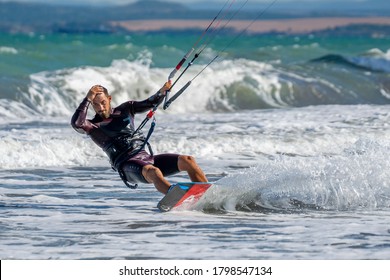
111 17 390 34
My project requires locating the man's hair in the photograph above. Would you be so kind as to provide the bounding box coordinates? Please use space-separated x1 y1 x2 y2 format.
91 85 110 97
100 86 109 97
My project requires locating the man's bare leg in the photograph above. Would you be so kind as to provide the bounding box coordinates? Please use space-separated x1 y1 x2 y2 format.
178 155 208 182
142 155 207 194
142 165 171 194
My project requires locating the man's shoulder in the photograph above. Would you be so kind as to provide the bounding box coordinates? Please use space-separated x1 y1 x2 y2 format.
115 100 135 113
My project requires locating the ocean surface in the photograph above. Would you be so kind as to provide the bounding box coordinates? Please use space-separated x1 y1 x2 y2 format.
1 30 390 260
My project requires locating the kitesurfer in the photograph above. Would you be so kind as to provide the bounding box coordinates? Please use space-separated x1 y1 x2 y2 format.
71 82 208 194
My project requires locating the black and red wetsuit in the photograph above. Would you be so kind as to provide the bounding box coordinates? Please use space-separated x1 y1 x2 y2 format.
71 92 179 187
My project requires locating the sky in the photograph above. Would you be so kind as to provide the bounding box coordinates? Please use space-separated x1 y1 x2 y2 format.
1 0 388 13
0 0 378 6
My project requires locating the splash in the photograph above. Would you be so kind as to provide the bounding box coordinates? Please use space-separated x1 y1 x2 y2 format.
199 138 390 213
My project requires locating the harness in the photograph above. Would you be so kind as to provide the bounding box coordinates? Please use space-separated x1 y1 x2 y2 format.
103 118 156 189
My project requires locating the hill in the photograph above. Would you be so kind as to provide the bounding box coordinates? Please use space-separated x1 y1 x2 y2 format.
0 0 389 34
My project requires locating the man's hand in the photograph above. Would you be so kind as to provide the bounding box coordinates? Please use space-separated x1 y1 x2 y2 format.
87 85 105 102
159 80 172 96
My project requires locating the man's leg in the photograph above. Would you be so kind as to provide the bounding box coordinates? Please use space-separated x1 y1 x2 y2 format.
146 154 208 194
142 164 171 194
178 155 208 182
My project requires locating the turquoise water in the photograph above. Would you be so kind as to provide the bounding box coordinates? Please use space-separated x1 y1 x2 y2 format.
1 32 389 107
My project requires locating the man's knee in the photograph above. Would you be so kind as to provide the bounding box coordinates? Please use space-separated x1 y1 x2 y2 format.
142 165 163 181
178 155 198 169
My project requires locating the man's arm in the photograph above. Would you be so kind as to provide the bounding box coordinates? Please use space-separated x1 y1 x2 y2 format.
131 81 171 114
71 97 94 134
71 85 104 134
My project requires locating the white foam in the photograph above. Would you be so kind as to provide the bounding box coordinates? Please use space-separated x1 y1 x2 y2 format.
0 121 105 169
355 48 390 72
366 48 390 60
0 46 18 54
0 99 39 119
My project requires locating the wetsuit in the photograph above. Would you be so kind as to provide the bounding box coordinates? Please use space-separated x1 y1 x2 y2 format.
71 92 180 187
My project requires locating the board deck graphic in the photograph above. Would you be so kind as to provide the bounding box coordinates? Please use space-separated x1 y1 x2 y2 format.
157 182 212 212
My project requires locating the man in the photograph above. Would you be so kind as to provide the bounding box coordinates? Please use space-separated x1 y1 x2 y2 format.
71 82 208 194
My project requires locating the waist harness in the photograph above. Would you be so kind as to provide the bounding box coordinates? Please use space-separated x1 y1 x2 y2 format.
103 120 156 189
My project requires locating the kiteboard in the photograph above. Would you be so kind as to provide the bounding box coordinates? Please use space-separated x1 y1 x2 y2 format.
157 182 212 212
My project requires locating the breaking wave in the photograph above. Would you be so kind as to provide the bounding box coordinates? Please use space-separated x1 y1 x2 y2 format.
311 48 390 73
1 54 389 121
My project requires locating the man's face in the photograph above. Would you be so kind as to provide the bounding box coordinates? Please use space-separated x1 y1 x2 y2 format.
92 93 112 119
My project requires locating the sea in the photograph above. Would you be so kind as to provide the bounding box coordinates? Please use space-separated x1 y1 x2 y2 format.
1 29 390 260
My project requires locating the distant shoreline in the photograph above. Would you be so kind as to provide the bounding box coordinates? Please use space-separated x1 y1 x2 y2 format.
111 17 390 34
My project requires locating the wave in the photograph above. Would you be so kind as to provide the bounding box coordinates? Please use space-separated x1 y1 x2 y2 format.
0 53 389 121
311 48 390 73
